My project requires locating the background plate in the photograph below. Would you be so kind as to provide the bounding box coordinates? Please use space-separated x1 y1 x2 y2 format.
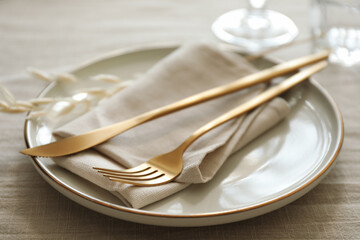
24 45 343 227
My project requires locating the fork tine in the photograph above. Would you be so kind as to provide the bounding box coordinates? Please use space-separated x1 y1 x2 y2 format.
98 168 157 176
100 168 158 177
108 174 173 186
93 163 150 174
107 172 165 181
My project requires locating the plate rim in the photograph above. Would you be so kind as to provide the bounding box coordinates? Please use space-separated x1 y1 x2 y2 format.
23 43 344 220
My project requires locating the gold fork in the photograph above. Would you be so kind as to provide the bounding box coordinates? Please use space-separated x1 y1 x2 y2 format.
94 61 327 187
21 51 329 158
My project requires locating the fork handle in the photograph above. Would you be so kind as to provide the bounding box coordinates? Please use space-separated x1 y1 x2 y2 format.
134 50 329 123
177 61 328 152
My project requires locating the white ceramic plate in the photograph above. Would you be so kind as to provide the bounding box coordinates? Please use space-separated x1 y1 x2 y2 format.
24 45 343 227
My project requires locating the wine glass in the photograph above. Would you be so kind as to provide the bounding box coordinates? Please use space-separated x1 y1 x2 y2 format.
212 0 298 53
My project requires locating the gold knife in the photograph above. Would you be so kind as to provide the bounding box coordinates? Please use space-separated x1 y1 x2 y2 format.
21 51 329 157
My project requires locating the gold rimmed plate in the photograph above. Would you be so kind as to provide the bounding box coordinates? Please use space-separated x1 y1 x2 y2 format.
24 44 343 227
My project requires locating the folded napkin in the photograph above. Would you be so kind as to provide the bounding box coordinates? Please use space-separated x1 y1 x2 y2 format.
54 43 290 209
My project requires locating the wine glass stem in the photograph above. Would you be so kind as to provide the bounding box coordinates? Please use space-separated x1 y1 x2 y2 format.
248 0 267 14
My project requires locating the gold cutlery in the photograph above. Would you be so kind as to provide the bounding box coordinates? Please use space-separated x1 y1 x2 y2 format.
94 61 328 186
21 51 329 158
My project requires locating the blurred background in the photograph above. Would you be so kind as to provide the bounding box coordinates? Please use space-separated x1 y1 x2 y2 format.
0 0 309 75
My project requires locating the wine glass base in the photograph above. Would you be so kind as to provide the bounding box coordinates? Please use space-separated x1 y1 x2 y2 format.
212 9 299 53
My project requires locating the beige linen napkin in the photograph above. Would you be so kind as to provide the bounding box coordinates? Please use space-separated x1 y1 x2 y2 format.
54 43 290 208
